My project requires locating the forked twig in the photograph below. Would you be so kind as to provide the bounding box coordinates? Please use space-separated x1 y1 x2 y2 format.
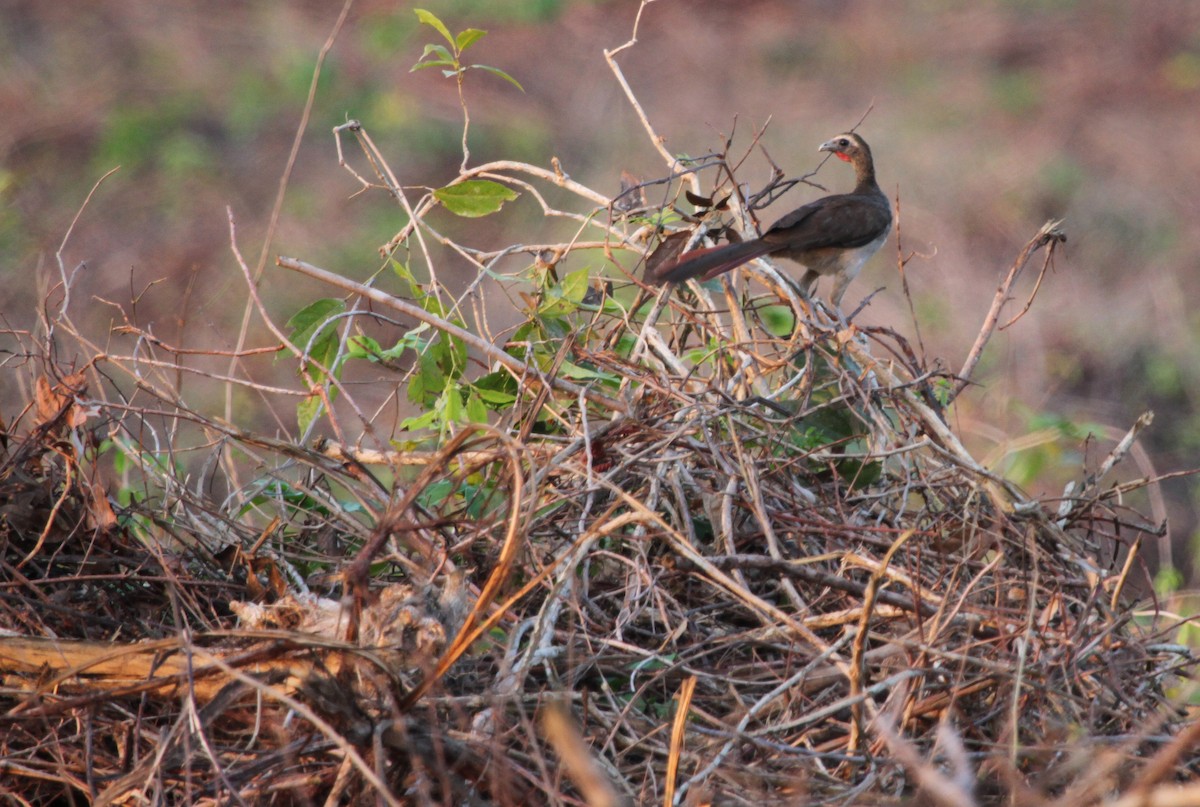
952 219 1066 401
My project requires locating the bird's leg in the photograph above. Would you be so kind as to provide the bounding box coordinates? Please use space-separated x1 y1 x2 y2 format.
799 269 820 299
829 270 857 312
794 269 843 330
827 270 866 328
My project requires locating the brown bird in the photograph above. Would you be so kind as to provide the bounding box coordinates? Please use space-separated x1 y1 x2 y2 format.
650 132 892 308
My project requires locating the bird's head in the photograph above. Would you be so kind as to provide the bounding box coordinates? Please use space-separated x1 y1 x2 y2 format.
819 132 871 165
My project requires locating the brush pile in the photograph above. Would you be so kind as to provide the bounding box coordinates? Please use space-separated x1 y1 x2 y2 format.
1 205 1195 805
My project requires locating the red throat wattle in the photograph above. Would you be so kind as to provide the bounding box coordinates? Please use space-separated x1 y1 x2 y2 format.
835 152 853 163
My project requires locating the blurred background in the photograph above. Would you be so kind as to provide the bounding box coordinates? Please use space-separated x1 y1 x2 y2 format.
2 0 1198 576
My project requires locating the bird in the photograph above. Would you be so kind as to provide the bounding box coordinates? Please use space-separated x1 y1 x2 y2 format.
650 132 892 308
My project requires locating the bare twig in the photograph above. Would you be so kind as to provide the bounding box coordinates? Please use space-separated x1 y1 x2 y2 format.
952 219 1066 401
228 0 356 421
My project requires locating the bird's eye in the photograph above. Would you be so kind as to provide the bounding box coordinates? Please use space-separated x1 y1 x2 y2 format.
838 138 850 148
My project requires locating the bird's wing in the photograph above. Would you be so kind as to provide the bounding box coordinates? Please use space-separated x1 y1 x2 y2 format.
762 193 891 251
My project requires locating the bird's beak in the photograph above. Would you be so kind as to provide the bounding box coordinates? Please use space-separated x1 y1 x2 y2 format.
818 139 837 153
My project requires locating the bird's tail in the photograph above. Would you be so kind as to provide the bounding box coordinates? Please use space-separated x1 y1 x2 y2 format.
650 239 772 284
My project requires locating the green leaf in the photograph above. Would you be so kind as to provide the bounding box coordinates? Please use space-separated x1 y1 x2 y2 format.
471 64 524 92
391 258 415 283
410 43 456 73
433 179 519 218
455 28 486 52
932 378 953 407
472 372 518 407
347 335 381 360
395 322 432 354
445 386 465 423
511 321 537 344
418 351 446 396
538 289 578 318
399 408 439 432
1154 564 1184 596
559 361 619 383
414 9 455 48
297 395 324 433
286 298 345 346
104 440 127 475
306 329 341 375
407 373 426 406
378 340 412 361
539 316 571 339
411 59 456 73
411 43 456 73
391 258 421 298
447 333 468 378
465 391 489 423
419 479 458 509
472 387 516 406
419 43 454 63
560 267 590 304
419 290 449 319
758 305 795 337
613 333 637 359
839 458 883 490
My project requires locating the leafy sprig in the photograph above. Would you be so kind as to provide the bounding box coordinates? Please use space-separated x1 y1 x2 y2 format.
411 9 524 92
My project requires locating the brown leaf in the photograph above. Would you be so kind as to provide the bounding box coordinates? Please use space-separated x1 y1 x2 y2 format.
88 479 119 531
34 376 65 426
34 373 90 431
614 170 646 212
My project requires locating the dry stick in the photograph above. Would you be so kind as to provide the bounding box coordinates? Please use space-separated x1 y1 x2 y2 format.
1111 782 1200 807
466 160 612 207
847 529 916 756
542 704 623 807
228 0 355 421
189 649 403 807
51 166 121 327
231 214 372 449
729 424 809 612
1009 525 1042 773
1056 410 1156 529
422 430 524 669
275 255 629 416
952 219 1066 402
1129 699 1200 793
343 425 523 639
872 716 976 807
664 675 698 807
606 483 855 684
335 121 439 279
842 339 1023 517
399 509 648 712
1109 534 1142 612
1084 411 1155 494
604 1 697 194
317 442 554 468
674 632 857 803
